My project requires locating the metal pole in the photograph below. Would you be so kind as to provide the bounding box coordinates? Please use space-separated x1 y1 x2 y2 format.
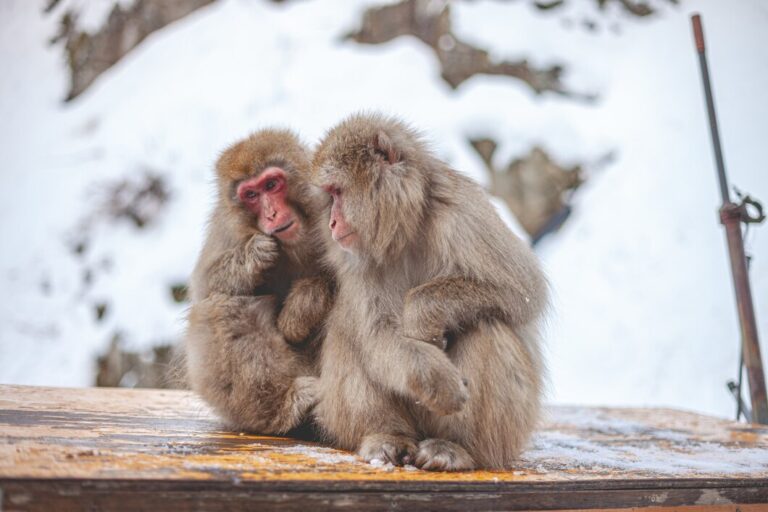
691 14 768 424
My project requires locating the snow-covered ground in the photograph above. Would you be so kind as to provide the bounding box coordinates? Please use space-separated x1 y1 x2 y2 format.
1 0 766 420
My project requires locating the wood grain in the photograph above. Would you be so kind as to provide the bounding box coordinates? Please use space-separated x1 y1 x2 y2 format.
1 385 766 511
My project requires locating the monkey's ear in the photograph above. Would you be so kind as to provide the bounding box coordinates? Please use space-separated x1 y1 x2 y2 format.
373 131 401 165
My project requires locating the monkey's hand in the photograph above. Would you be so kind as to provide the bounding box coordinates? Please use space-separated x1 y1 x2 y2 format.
245 232 279 271
202 234 279 296
405 342 469 416
278 276 332 345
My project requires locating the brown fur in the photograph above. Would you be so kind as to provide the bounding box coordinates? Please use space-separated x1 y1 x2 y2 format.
183 129 333 434
310 113 548 470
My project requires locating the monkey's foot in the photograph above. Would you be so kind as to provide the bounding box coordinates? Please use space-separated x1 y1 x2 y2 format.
414 438 475 471
358 433 417 466
287 376 319 419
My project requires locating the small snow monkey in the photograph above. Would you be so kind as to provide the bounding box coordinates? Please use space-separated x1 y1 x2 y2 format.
184 129 333 434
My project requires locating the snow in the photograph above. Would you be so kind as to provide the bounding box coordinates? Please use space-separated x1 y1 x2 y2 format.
270 444 361 465
521 407 768 476
528 430 768 476
179 406 768 477
1 0 767 422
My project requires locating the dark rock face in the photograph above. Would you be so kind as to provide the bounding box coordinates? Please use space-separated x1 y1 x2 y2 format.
347 0 594 100
51 0 215 101
96 335 183 389
470 139 586 243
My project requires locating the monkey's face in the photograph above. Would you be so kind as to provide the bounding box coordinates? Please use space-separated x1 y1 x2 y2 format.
322 184 359 252
313 138 388 255
313 114 429 263
217 129 313 245
236 167 302 243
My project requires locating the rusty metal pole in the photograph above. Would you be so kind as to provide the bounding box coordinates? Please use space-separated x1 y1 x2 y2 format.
691 14 768 424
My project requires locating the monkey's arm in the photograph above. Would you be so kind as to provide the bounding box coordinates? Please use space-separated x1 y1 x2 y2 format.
202 233 278 297
277 276 333 344
402 276 546 346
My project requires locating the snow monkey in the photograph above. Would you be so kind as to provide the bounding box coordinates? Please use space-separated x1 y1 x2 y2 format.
310 113 548 470
184 129 333 434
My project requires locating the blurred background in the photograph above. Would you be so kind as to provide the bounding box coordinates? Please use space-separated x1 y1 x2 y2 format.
1 0 766 420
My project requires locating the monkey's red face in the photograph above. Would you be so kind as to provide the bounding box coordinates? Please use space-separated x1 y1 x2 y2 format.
325 186 359 251
237 167 301 242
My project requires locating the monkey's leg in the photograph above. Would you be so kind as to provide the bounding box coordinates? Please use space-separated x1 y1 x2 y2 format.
317 385 418 466
186 294 316 434
314 335 418 465
418 320 544 470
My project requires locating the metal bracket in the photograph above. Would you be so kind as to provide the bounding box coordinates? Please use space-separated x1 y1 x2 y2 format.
733 189 765 224
728 380 752 423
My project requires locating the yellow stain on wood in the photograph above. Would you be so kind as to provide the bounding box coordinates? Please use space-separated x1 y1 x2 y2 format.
1 385 767 483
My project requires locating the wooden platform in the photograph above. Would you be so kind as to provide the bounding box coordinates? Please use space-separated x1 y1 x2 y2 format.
1 385 766 511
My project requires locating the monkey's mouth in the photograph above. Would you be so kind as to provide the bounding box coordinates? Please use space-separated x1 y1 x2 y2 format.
272 220 295 235
335 231 355 241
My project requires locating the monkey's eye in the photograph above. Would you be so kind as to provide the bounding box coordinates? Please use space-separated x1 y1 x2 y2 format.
243 190 258 200
324 185 341 197
264 179 278 192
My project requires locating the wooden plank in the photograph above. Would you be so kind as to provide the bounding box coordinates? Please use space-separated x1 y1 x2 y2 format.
1 385 767 511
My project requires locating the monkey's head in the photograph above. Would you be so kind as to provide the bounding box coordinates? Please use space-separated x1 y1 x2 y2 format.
312 113 431 264
216 129 319 245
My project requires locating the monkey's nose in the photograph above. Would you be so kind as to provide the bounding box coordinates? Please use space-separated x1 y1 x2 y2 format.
330 219 336 230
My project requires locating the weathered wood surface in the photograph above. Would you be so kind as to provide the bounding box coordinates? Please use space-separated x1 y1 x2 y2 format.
1 384 767 511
